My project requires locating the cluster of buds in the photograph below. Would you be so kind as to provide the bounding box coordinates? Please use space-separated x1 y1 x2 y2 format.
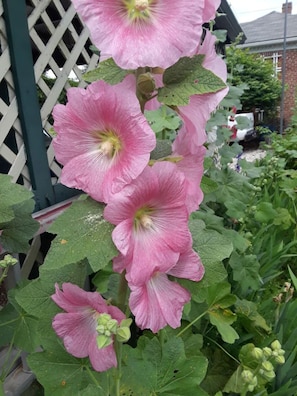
96 313 132 349
240 341 285 393
0 254 18 269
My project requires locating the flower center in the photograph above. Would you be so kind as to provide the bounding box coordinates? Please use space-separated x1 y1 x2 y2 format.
97 130 122 159
123 0 152 21
134 207 154 230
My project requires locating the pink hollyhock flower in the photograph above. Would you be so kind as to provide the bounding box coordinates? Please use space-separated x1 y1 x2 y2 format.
128 248 204 332
53 76 156 203
70 0 204 70
51 283 125 372
202 0 221 23
104 161 192 284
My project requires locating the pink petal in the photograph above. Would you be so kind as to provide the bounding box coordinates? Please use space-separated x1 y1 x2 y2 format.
71 0 204 69
129 273 190 333
52 311 96 358
53 77 156 203
51 283 108 313
168 249 205 281
202 0 221 23
88 335 117 372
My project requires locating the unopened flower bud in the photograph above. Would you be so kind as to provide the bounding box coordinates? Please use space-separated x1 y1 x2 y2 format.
116 326 131 343
96 334 113 349
271 340 282 351
263 347 272 358
252 347 264 360
262 361 274 372
241 370 254 383
137 72 155 96
274 355 285 365
0 254 18 268
261 370 275 381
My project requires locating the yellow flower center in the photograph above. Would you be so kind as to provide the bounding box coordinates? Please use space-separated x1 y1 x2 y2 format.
134 207 154 230
122 0 153 21
96 130 122 159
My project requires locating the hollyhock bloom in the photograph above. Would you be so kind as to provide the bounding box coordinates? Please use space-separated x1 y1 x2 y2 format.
70 0 205 70
104 161 192 284
203 0 221 23
128 248 204 332
51 283 125 372
53 76 156 203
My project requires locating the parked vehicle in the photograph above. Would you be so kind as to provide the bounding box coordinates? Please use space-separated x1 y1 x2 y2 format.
228 112 258 141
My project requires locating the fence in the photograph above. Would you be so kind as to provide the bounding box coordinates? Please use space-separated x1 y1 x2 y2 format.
0 0 99 393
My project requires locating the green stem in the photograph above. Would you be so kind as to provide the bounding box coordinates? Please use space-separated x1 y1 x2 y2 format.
0 267 9 285
117 272 128 313
176 311 208 337
114 340 122 396
204 335 240 364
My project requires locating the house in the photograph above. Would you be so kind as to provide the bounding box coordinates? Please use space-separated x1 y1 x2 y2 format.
238 2 297 127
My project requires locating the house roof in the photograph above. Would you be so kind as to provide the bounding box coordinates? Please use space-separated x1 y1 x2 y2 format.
240 11 297 50
215 0 246 44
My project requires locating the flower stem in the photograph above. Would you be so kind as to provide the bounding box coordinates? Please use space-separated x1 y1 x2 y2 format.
176 311 208 337
117 272 128 313
114 340 122 396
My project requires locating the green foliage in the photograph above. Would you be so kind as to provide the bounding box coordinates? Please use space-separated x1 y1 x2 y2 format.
44 196 117 272
158 55 226 106
83 58 132 85
226 46 282 118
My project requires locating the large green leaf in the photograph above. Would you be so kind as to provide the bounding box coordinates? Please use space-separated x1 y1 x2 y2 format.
15 261 88 318
0 292 40 352
158 55 226 106
83 58 131 84
27 342 109 396
0 199 39 253
121 337 208 395
45 197 117 271
189 219 232 287
0 174 34 223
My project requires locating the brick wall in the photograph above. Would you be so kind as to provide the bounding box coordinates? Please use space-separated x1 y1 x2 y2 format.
261 49 297 127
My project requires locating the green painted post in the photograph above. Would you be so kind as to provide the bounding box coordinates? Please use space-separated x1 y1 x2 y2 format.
2 0 55 210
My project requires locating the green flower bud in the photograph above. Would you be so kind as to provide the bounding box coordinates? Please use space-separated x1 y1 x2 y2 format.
248 384 256 392
274 355 285 365
0 254 18 268
137 72 155 96
96 334 113 349
261 370 275 381
252 347 264 360
116 326 131 343
106 319 118 333
241 370 254 383
263 347 272 358
278 348 285 356
271 340 282 351
262 361 274 372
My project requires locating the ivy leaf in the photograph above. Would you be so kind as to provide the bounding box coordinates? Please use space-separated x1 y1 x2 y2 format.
27 342 109 395
0 199 39 253
45 197 117 272
0 174 34 223
158 55 226 106
83 58 131 84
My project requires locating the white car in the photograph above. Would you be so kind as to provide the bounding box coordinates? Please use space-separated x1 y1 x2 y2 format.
228 112 257 141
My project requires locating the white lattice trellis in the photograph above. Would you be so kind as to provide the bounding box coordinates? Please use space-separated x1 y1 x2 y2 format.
0 0 99 189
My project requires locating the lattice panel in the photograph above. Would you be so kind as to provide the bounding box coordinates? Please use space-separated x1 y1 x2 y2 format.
0 2 31 186
0 0 99 189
